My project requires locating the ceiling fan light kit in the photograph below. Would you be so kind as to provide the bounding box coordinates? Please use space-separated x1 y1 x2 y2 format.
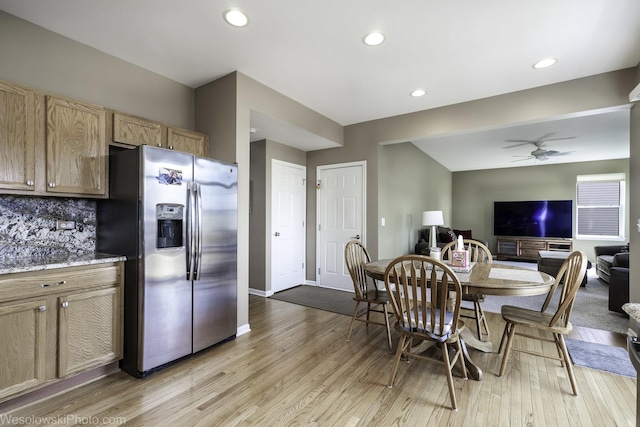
506 133 575 162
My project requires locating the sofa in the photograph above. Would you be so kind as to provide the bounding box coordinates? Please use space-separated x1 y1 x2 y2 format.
595 244 628 283
537 251 591 287
594 244 629 314
414 226 486 254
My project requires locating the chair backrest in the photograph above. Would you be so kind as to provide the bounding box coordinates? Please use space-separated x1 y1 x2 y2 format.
441 238 493 263
540 250 588 327
344 240 373 299
384 255 462 341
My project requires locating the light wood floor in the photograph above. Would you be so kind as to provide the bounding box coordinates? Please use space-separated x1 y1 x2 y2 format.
2 296 636 426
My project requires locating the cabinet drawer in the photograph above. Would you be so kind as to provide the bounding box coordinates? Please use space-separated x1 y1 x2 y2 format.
519 241 546 250
0 264 120 302
519 249 541 258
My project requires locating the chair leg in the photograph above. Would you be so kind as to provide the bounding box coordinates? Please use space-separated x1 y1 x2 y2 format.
455 338 468 380
439 342 458 411
553 333 565 367
557 334 578 396
365 302 371 326
473 301 483 340
498 322 516 377
346 301 361 342
498 322 510 354
387 335 407 388
477 301 490 336
383 304 393 353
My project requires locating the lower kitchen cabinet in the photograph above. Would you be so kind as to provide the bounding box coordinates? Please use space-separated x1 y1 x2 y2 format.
0 300 46 400
0 261 123 402
58 287 121 377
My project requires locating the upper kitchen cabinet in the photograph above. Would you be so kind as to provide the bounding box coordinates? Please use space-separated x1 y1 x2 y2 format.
0 80 36 192
46 96 107 197
111 111 209 157
167 126 209 157
113 112 163 147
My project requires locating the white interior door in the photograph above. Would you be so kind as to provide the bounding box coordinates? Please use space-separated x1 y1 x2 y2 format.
271 160 306 293
317 162 366 291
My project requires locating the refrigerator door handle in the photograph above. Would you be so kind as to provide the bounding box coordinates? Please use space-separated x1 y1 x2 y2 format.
194 182 203 280
186 181 197 280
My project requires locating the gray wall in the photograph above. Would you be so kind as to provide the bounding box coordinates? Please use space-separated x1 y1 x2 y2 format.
452 159 630 261
249 139 306 294
630 70 640 303
307 68 636 273
378 143 452 258
0 11 193 128
195 72 341 328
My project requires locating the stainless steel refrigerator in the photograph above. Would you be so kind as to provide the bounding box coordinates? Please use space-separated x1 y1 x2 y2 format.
97 145 237 377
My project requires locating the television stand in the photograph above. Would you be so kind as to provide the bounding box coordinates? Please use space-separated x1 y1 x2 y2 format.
496 236 573 261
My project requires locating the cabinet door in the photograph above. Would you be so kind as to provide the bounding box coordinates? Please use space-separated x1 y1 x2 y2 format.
113 112 163 147
46 96 106 196
167 127 209 157
0 300 46 399
57 287 121 377
0 80 36 191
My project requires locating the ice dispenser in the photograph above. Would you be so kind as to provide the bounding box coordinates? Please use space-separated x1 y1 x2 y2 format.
156 204 183 249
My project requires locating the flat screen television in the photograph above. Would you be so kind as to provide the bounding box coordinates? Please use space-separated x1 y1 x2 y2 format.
493 200 573 238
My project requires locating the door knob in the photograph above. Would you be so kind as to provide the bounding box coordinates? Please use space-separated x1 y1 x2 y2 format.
351 234 361 239
274 232 280 236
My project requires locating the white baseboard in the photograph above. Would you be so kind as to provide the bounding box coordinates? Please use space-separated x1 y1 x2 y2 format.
249 287 271 297
237 323 251 336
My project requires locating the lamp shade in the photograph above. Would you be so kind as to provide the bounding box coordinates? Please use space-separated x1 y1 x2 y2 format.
422 210 444 226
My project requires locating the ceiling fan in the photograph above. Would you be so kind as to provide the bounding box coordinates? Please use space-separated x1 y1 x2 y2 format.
504 133 575 162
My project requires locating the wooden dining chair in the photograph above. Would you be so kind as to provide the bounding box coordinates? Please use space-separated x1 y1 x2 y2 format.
344 240 393 352
497 250 588 396
384 255 467 411
441 238 493 340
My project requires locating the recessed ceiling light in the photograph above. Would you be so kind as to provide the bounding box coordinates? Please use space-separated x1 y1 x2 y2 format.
363 32 385 46
533 57 558 69
410 89 426 97
223 9 249 27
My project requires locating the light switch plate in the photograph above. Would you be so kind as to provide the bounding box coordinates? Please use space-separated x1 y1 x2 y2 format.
56 220 76 230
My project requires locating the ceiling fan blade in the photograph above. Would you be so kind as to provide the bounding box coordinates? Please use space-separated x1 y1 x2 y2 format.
536 155 549 161
541 136 576 142
547 151 575 157
504 141 535 149
511 156 535 162
534 132 556 142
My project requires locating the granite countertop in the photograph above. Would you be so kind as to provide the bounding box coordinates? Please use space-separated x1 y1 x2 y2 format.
623 303 640 323
0 252 127 275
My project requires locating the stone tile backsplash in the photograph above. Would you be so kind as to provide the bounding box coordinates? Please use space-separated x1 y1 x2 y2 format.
0 195 96 259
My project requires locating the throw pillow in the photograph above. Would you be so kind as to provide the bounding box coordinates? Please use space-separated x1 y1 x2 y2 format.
453 229 473 239
447 230 457 242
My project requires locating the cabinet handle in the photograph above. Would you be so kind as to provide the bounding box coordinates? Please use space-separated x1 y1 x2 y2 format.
38 306 46 312
61 301 69 308
41 280 67 288
48 182 56 188
26 180 34 186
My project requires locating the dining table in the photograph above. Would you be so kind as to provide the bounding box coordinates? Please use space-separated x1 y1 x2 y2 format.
365 259 555 380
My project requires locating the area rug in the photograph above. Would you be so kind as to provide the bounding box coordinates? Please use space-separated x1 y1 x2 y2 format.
481 263 629 334
270 285 365 317
565 338 635 377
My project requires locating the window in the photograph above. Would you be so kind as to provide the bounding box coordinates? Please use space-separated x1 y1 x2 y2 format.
576 173 625 239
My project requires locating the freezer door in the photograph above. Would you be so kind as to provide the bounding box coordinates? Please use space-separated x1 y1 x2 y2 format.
193 156 238 352
139 146 195 372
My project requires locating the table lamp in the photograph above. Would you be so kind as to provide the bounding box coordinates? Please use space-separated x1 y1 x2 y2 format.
422 210 444 249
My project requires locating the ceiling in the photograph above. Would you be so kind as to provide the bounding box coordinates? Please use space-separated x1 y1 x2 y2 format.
1 0 639 169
